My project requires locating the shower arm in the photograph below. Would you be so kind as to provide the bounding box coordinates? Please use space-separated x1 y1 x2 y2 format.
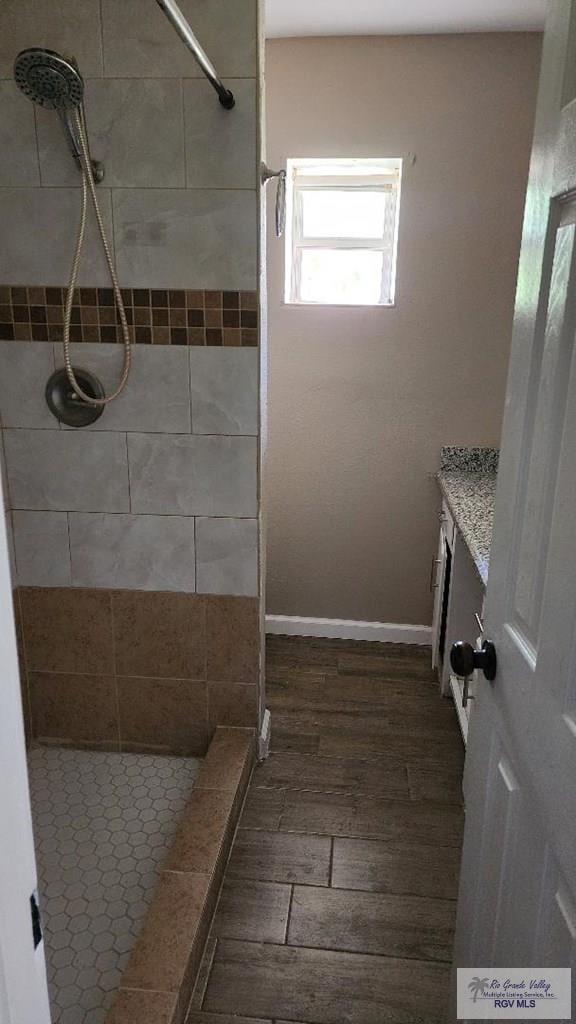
154 0 235 109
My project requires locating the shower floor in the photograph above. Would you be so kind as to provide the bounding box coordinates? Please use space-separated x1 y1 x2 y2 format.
28 746 201 1024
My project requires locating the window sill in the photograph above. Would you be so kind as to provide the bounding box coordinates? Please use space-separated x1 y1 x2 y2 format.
281 301 397 310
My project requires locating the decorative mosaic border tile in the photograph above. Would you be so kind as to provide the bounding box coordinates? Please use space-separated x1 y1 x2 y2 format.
0 287 258 346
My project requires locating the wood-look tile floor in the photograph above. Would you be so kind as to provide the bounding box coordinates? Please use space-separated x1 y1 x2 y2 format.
187 635 465 1024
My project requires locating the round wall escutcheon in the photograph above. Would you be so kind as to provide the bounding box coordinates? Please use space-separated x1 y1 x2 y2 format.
45 368 105 427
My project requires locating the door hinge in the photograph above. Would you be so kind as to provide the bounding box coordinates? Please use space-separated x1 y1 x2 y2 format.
30 890 42 949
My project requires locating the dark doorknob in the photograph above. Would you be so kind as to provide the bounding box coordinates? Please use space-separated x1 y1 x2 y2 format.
450 639 497 681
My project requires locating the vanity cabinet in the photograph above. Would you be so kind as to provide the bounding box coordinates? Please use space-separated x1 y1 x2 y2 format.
431 501 485 744
433 446 497 755
431 500 455 676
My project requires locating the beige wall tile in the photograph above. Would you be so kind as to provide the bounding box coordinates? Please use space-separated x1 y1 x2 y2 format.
20 587 113 674
59 344 192 433
69 513 196 592
0 0 103 77
17 585 257 747
4 510 17 585
118 676 208 756
128 434 258 518
0 82 40 186
4 428 130 513
113 189 258 290
190 347 258 435
112 591 206 680
29 671 118 745
0 188 115 286
37 80 185 188
102 0 256 78
208 681 259 729
184 79 257 189
0 342 55 428
13 511 71 587
206 595 259 683
196 517 258 597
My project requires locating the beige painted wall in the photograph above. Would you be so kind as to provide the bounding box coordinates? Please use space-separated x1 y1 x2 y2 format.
265 33 541 625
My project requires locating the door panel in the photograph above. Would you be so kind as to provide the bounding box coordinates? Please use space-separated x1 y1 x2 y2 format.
469 739 520 965
492 806 546 968
454 3 576 1020
510 217 576 648
0 500 51 1022
537 858 576 973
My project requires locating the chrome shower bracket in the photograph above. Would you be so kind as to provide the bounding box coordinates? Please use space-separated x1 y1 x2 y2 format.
58 106 105 183
261 163 287 238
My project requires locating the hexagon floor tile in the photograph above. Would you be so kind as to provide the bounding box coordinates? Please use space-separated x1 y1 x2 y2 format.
28 746 202 1024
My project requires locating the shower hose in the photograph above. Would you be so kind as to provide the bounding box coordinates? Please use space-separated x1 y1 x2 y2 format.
62 108 131 405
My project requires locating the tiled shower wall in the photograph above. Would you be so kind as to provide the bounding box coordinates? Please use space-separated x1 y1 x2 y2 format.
0 1 258 289
1 343 259 595
0 0 263 754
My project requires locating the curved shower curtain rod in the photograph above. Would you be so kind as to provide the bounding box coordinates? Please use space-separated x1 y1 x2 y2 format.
155 0 235 109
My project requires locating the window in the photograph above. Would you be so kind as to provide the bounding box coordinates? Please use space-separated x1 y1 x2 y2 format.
285 158 402 307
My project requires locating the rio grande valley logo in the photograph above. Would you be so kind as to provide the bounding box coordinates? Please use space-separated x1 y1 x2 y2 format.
468 977 490 1003
457 968 571 1019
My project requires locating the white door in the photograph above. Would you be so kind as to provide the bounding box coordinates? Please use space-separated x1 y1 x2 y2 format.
453 1 576 1018
0 492 50 1020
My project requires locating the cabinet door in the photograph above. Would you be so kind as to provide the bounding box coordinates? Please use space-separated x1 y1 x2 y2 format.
431 526 445 672
442 530 485 696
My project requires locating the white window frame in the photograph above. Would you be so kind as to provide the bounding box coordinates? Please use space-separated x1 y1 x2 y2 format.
285 158 402 308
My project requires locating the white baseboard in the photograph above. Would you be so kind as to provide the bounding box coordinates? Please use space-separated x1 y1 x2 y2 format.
265 615 432 646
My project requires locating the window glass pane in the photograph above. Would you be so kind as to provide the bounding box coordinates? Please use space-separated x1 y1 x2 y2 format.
299 249 385 305
301 190 388 240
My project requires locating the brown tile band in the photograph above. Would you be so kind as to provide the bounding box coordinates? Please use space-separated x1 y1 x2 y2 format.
0 287 258 346
15 588 260 756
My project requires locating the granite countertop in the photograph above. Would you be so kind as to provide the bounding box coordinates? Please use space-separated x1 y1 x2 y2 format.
437 446 499 586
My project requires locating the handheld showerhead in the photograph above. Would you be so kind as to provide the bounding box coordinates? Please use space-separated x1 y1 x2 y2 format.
11 48 129 418
13 48 103 183
14 48 84 110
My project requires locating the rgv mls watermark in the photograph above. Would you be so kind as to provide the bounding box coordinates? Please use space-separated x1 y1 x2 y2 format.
457 969 572 1019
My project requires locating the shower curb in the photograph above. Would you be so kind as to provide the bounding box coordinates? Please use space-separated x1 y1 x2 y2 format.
106 725 255 1024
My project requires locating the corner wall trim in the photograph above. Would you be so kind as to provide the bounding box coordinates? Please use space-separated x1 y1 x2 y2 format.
265 615 432 645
